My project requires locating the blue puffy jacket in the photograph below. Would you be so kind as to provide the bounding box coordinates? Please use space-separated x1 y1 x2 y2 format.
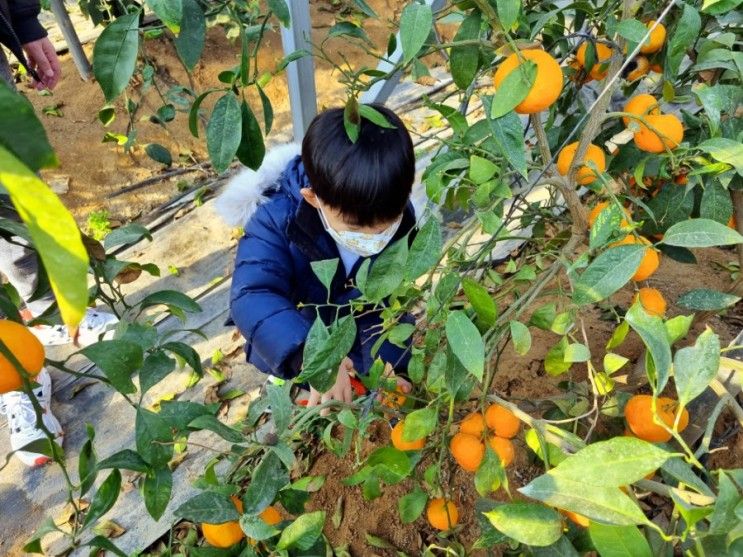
216 144 416 380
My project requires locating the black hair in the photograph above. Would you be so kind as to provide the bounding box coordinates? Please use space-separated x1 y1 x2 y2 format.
301 104 415 227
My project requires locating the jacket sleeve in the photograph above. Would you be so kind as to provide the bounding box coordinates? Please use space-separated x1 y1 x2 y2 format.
230 200 312 378
7 0 46 44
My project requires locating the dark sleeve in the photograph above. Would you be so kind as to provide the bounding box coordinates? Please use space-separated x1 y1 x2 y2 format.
230 202 312 378
7 0 47 44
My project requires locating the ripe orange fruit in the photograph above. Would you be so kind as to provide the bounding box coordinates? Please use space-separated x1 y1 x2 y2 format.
588 202 609 228
635 287 667 317
485 403 520 438
622 94 660 127
626 55 650 81
391 420 426 451
493 49 564 114
613 235 660 281
487 435 515 467
556 142 606 185
259 505 282 526
202 496 245 548
459 411 486 437
0 320 45 394
625 395 689 443
450 432 485 472
427 498 459 530
728 215 736 229
382 385 407 408
649 63 663 73
576 41 613 80
634 114 684 153
674 174 688 186
640 21 666 54
563 510 590 527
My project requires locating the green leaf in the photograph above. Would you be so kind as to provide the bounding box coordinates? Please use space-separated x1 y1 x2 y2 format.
298 316 357 392
530 303 557 330
572 245 645 305
469 155 498 185
403 406 437 441
388 323 415 348
590 203 625 250
564 343 590 362
311 259 339 293
146 0 182 33
236 100 266 171
484 502 562 547
463 278 497 327
604 352 629 374
93 13 140 102
0 147 89 328
139 350 176 394
665 314 693 345
399 3 432 64
81 340 143 394
142 466 172 520
666 3 701 76
398 487 427 524
616 19 647 46
506 321 531 356
674 327 720 407
678 288 740 311
589 523 653 557
450 12 482 89
97 449 149 472
545 337 571 375
520 474 649 525
104 223 152 250
267 0 290 26
445 311 484 381
364 238 408 301
662 218 743 247
700 181 733 224
0 80 57 170
475 445 505 495
85 537 126 557
490 60 537 118
532 537 580 557
139 289 201 315
23 516 62 554
78 426 98 497
698 138 743 176
175 491 239 523
240 514 281 540
625 302 672 392
174 0 205 70
496 0 520 28
352 0 377 17
266 382 292 433
548 437 671 486
483 97 527 178
207 93 242 174
135 408 174 467
145 143 172 167
243 451 289 514
83 469 122 528
358 105 396 128
161 341 203 375
188 414 243 443
276 511 326 550
702 0 743 16
405 217 442 280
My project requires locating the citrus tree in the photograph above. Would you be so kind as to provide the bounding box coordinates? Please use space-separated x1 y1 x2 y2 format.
2 0 743 555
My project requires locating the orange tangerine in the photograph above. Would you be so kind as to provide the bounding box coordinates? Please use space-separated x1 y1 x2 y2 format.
493 49 564 114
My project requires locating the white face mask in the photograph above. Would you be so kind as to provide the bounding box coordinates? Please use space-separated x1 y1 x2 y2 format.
317 204 402 258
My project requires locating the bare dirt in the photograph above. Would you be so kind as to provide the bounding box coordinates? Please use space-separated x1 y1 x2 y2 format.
22 0 414 225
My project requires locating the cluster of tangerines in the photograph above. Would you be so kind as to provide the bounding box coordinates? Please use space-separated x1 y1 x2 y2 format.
390 403 520 531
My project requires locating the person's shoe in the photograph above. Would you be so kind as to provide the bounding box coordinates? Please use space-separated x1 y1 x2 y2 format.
30 308 119 347
0 368 64 467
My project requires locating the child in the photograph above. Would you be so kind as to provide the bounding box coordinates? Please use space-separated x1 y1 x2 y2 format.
216 105 417 407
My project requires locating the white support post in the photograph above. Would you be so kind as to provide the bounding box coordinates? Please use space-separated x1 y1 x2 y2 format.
361 0 446 106
280 0 317 142
49 0 92 80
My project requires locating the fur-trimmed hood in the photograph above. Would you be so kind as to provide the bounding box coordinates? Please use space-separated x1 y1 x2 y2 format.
214 143 302 227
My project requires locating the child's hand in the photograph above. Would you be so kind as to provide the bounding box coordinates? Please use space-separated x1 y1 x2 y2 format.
377 362 412 399
307 357 355 416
